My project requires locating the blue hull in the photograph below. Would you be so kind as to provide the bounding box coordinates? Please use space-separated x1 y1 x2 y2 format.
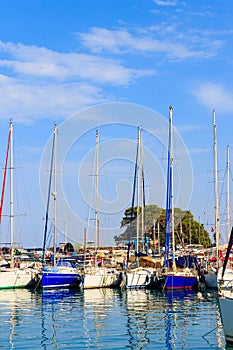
164 274 198 290
41 271 81 289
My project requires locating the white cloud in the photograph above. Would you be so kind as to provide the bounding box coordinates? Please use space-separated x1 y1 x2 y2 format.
78 26 223 60
191 83 233 113
0 41 153 84
0 76 106 121
153 0 177 6
0 41 155 121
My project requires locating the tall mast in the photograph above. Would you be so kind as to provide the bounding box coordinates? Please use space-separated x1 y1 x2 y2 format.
42 123 56 265
141 157 145 252
227 145 231 242
170 106 176 270
157 220 160 255
213 110 220 262
126 127 139 267
52 123 58 266
95 130 100 250
9 119 14 267
189 215 192 245
153 218 156 251
180 215 184 248
138 127 146 252
136 127 141 263
165 106 174 269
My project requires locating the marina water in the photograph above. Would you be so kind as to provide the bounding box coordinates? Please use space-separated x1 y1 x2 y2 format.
0 288 230 349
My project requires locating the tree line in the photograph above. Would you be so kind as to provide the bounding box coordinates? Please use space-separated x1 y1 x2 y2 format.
114 204 212 249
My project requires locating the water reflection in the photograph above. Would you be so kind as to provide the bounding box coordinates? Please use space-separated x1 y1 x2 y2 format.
123 289 151 349
0 289 38 349
83 288 122 349
0 288 227 349
41 293 58 349
164 291 196 350
39 288 81 349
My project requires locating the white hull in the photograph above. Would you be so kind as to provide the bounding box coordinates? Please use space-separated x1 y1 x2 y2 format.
205 267 233 289
218 267 233 288
123 268 152 289
219 288 233 344
83 268 121 289
0 268 36 289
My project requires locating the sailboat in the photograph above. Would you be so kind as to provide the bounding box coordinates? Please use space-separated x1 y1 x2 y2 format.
218 226 233 345
39 123 81 289
0 120 37 289
216 146 233 289
122 127 154 289
216 145 233 288
205 110 221 289
82 130 122 289
161 106 198 291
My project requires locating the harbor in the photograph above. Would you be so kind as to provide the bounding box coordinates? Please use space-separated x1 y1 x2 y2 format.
0 286 227 349
1 1 233 349
0 238 233 350
0 107 233 348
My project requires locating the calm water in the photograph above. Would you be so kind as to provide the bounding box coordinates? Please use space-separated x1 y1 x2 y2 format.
0 288 230 349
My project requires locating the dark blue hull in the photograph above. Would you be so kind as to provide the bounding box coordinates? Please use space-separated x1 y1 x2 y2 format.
163 274 198 291
41 271 81 289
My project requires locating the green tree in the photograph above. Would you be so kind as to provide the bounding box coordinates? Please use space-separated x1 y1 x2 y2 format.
114 205 212 248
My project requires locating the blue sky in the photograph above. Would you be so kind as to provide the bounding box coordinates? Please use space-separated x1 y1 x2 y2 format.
0 0 232 248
